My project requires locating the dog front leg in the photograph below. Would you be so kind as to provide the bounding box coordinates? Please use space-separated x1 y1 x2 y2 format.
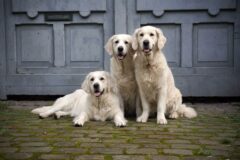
73 112 89 127
157 86 167 124
114 111 127 127
137 86 150 123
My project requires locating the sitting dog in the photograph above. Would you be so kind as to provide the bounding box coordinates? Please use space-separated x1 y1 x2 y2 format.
105 34 140 117
132 26 197 124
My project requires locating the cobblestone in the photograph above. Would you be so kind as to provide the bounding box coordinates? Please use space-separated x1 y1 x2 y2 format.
0 101 239 159
163 149 193 155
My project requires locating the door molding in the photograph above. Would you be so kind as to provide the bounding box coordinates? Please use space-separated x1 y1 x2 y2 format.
0 0 6 99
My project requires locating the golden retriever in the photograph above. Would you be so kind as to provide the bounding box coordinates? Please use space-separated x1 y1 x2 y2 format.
72 71 127 127
31 89 86 119
132 26 197 124
32 71 127 127
105 34 140 116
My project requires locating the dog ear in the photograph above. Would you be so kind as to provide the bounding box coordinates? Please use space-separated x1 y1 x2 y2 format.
127 36 135 54
104 35 115 55
105 72 118 94
156 28 167 50
132 28 140 51
81 73 91 93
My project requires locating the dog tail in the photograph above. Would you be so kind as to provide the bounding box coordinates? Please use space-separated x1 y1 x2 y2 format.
178 104 197 118
31 106 51 114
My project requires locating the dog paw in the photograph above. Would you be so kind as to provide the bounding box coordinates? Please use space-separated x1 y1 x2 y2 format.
169 112 178 119
137 115 148 123
115 119 127 127
73 119 85 127
157 117 167 124
39 113 48 119
74 123 83 127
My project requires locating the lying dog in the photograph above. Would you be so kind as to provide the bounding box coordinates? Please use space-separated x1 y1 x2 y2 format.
32 71 127 127
132 26 197 124
31 89 86 119
72 71 127 127
105 34 140 117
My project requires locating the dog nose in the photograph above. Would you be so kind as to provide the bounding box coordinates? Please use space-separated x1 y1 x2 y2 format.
143 40 149 46
118 46 123 52
93 83 99 89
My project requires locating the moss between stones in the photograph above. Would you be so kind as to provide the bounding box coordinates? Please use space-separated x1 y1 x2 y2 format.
194 147 212 156
127 137 133 143
144 155 151 160
104 155 113 160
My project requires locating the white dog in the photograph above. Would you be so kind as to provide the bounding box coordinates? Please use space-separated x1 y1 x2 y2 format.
132 26 197 124
72 71 127 127
31 89 86 119
105 34 140 117
32 71 127 127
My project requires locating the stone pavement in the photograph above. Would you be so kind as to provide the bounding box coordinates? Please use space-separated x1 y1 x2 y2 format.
0 101 239 160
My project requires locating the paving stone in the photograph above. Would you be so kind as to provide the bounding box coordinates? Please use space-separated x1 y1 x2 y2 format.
101 138 127 143
71 138 101 143
0 142 11 146
182 156 219 160
126 148 158 154
74 155 104 160
53 141 77 147
132 138 161 143
164 140 191 144
39 154 70 160
107 143 139 148
199 140 220 145
0 147 18 153
15 137 43 141
143 143 170 149
150 155 180 160
90 147 123 154
171 144 201 149
80 142 105 148
163 149 193 155
57 148 87 154
112 155 145 160
3 153 33 159
11 133 30 136
209 149 229 156
20 147 52 153
148 135 175 139
0 137 12 142
20 142 48 147
205 145 233 151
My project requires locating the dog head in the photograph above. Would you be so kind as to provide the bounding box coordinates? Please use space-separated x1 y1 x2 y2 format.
105 34 133 61
132 26 166 56
81 71 118 97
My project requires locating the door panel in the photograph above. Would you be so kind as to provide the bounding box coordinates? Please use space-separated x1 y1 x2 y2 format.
4 0 113 96
193 23 233 67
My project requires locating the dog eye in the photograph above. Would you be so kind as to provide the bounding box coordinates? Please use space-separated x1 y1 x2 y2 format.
100 77 105 81
115 40 119 44
124 41 128 44
140 33 144 37
150 33 154 36
90 78 94 81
